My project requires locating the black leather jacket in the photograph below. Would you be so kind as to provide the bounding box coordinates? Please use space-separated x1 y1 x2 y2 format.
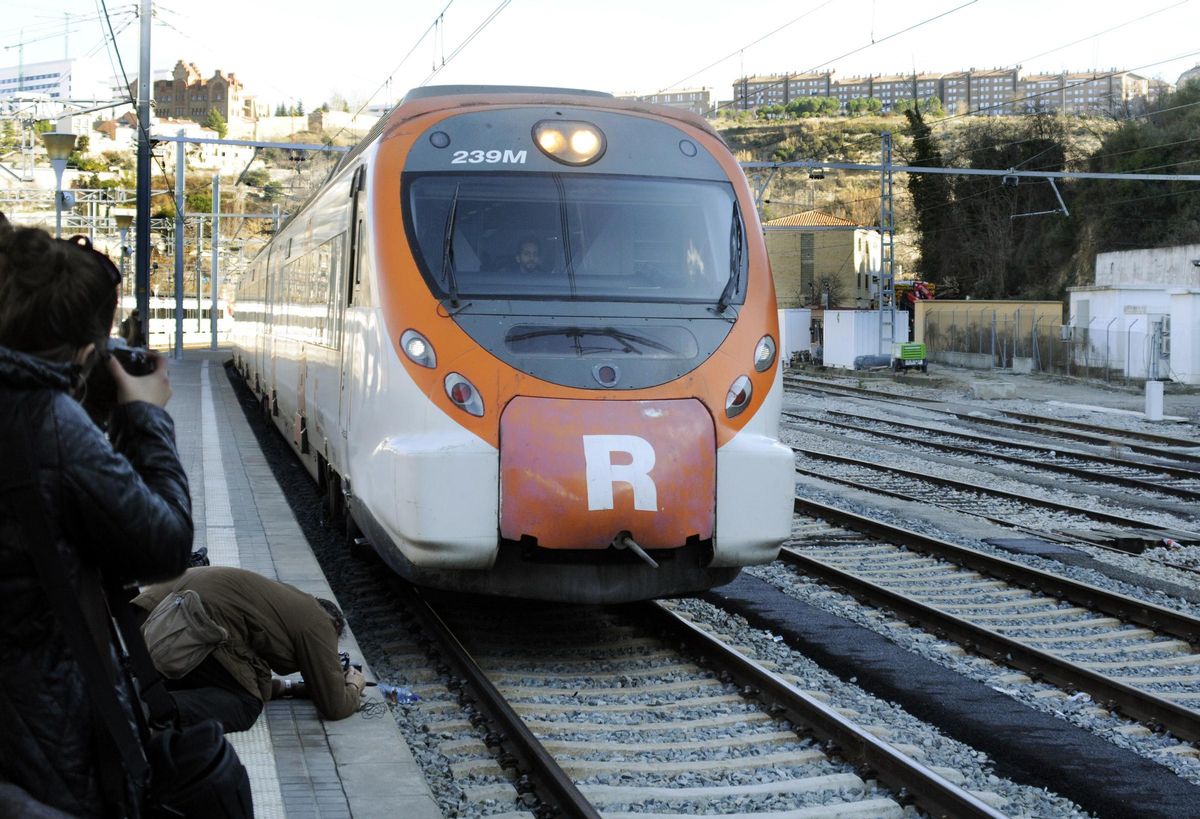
0 346 192 817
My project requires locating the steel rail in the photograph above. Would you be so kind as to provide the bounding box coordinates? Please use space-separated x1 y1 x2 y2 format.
779 540 1200 742
777 545 1200 743
783 374 943 404
784 374 1200 463
794 448 1200 542
792 463 1200 579
944 410 1200 467
793 497 1200 645
823 408 1200 481
989 408 1200 448
639 601 1010 819
392 581 601 819
784 411 1200 500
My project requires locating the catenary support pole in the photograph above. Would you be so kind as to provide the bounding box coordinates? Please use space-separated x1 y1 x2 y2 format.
135 0 151 346
173 131 185 360
211 174 220 350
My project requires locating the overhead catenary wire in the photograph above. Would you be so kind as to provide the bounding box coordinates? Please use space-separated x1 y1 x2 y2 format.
327 0 512 148
656 0 838 95
708 1 980 117
322 0 457 148
741 2 1196 169
1013 1 1191 66
419 0 511 87
98 0 184 221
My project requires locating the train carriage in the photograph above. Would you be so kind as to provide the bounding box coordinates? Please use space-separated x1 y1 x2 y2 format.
233 85 794 603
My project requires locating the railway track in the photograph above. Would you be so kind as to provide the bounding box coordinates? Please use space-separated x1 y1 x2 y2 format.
784 410 1200 502
786 498 1200 745
393 582 1009 819
792 447 1200 556
782 373 1200 462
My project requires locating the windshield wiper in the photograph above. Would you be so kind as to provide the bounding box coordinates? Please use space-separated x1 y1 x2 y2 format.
716 200 743 314
441 183 461 307
509 326 676 356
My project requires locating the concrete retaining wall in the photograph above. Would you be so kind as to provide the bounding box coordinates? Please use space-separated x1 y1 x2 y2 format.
931 350 993 369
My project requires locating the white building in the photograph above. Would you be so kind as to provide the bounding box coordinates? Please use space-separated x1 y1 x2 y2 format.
0 57 113 105
153 120 257 175
1067 244 1200 384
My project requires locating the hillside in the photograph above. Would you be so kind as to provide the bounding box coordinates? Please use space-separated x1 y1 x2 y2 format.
716 111 1124 295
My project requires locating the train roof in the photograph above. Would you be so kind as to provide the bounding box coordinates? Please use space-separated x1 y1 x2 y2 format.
262 84 725 245
401 85 613 102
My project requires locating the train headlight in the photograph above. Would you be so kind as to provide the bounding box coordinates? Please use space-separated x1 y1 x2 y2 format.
754 335 777 372
401 329 437 368
445 372 484 417
725 375 753 418
533 121 606 166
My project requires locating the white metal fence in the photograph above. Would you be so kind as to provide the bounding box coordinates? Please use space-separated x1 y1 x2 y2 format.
923 308 1168 383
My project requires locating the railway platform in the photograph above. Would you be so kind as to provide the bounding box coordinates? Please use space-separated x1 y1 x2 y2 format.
164 351 441 819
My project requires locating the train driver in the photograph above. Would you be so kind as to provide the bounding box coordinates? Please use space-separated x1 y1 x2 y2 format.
510 236 543 274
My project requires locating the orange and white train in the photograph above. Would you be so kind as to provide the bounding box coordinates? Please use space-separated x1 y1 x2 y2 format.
232 86 793 603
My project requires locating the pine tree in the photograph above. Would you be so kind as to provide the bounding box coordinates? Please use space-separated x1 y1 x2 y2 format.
203 108 228 139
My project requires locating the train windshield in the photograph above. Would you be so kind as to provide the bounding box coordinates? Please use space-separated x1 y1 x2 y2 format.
407 174 744 304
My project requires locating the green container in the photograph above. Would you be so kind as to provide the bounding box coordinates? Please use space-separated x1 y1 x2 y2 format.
892 342 926 361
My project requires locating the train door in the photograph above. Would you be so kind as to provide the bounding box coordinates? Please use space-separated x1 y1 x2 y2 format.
338 165 367 463
256 245 273 392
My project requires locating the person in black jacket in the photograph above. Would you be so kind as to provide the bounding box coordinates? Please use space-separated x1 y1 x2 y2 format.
0 214 193 817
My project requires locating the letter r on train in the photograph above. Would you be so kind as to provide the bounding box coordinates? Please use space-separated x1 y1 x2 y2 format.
582 435 658 512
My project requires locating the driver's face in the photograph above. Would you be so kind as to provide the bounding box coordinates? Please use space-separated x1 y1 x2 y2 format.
516 243 540 272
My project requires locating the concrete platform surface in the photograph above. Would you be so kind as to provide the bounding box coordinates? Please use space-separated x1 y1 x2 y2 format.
165 352 442 819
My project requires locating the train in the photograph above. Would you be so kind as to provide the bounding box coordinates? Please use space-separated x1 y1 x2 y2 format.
231 85 794 603
118 296 234 346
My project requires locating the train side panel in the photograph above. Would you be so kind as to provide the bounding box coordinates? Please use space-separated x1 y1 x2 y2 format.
712 364 795 566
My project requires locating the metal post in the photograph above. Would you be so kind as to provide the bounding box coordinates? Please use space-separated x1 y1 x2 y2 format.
196 216 203 333
1123 314 1132 379
211 174 220 350
174 132 185 359
1105 316 1118 382
990 309 996 367
1032 315 1041 371
878 132 895 354
135 0 152 346
51 160 66 238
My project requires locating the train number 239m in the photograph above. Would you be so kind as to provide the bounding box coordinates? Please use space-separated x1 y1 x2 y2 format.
450 149 528 164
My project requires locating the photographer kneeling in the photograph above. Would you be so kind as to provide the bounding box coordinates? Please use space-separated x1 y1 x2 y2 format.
0 215 193 816
134 566 366 733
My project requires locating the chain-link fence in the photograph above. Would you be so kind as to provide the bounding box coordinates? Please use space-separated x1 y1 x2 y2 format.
922 307 1168 384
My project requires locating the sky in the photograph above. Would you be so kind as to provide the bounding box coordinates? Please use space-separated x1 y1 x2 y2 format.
3 0 1199 112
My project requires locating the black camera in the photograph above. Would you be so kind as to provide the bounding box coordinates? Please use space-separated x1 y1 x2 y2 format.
339 651 362 673
106 337 156 376
81 338 158 426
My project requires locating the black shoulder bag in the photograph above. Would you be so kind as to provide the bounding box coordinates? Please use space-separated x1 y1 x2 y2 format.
0 429 253 819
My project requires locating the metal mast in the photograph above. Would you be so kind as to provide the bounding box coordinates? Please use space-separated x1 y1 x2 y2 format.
135 0 152 343
878 131 896 354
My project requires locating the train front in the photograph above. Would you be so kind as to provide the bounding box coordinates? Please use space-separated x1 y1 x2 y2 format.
363 88 794 603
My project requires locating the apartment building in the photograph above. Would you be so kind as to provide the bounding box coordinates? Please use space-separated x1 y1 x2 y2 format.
733 73 834 110
1018 71 1162 115
832 76 872 109
734 66 1169 116
617 88 712 117
870 73 942 111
